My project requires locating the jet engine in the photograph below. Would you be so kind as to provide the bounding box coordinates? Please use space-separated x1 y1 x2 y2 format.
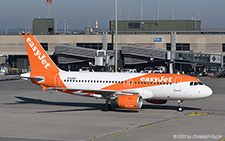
116 95 143 109
145 99 167 104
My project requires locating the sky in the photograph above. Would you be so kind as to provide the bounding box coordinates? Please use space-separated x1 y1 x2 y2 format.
1 0 225 30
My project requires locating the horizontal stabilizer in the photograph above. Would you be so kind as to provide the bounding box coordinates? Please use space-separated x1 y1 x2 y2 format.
20 73 45 82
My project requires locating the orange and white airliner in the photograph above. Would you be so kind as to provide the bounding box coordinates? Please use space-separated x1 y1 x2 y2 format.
21 35 213 112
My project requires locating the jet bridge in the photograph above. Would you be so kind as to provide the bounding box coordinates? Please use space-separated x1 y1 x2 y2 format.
54 45 114 66
121 45 168 65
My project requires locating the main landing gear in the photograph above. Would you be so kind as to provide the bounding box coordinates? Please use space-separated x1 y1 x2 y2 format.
177 100 184 112
101 99 112 111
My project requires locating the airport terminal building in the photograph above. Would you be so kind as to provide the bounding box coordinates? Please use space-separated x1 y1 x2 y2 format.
0 20 225 74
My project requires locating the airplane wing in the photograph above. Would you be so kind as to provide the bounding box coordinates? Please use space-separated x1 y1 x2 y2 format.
46 87 139 98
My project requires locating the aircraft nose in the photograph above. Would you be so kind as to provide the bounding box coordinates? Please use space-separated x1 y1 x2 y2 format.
203 86 213 98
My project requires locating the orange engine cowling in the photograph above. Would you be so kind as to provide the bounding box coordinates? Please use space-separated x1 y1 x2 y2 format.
146 99 167 104
117 95 143 109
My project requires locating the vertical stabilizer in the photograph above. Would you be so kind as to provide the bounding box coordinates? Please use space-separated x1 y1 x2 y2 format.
24 35 59 73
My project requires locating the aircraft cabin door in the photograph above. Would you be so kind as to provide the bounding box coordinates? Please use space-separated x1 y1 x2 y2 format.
54 74 61 87
174 77 182 91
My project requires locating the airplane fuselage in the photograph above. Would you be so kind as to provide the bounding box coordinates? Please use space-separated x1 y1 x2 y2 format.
56 71 212 100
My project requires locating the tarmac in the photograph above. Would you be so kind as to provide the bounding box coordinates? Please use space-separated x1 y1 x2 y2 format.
0 76 225 141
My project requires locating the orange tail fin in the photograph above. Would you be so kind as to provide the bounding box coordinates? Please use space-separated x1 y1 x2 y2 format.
24 35 59 73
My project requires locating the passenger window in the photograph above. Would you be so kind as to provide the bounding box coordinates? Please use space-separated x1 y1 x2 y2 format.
64 79 66 82
194 82 198 85
190 82 193 86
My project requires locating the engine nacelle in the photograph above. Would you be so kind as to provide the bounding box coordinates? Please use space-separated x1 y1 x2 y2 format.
116 95 143 109
146 99 167 104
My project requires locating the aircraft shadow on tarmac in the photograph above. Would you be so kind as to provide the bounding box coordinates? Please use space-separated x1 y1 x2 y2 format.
142 104 201 111
10 96 201 113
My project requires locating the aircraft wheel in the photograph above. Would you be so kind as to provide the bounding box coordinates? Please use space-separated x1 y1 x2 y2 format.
178 107 183 112
101 104 111 111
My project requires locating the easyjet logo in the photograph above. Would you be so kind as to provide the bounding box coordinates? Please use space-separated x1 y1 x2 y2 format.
26 37 50 69
140 76 172 83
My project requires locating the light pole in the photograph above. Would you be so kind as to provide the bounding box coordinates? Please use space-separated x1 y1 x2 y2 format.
46 0 53 18
115 0 118 72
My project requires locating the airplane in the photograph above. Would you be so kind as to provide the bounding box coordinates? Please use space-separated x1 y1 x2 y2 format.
20 35 213 112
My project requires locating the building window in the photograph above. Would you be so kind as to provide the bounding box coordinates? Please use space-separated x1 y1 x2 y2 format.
166 44 171 50
128 23 140 29
223 44 225 52
40 43 48 51
77 43 113 50
176 44 190 51
166 43 190 51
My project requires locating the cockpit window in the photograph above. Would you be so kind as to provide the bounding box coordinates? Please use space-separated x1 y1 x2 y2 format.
194 82 198 85
198 82 204 85
190 82 193 86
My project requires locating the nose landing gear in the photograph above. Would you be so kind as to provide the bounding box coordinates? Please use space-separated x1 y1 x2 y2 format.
177 100 184 112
